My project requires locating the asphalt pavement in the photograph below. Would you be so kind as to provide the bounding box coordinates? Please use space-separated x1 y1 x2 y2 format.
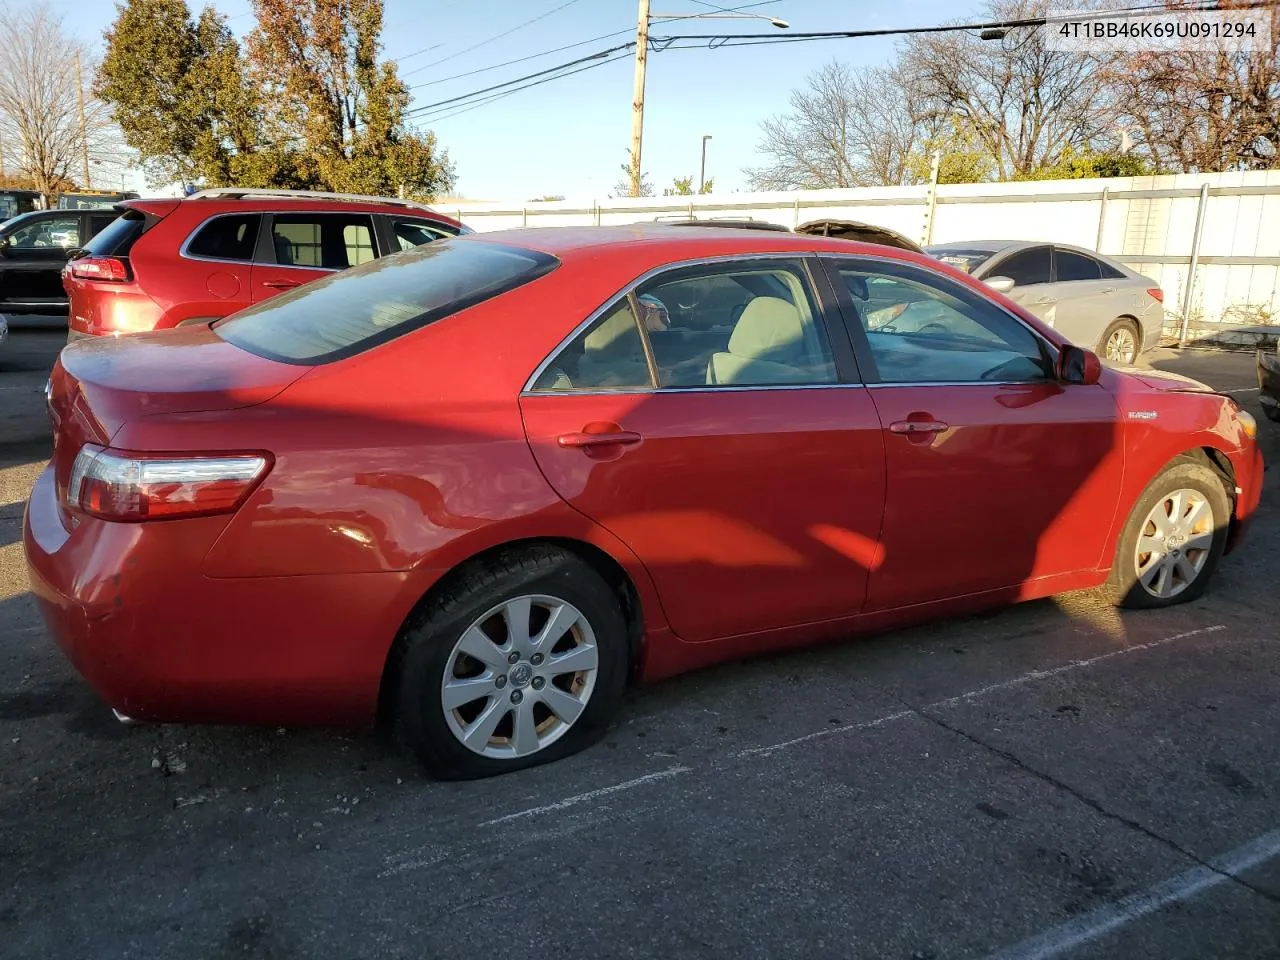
1 325 1277 960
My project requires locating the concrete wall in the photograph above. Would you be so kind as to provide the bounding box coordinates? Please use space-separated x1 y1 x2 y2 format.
447 170 1280 333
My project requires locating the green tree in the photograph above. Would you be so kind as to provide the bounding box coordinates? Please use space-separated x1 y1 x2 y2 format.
1016 147 1159 181
905 118 996 184
663 175 714 196
97 0 454 197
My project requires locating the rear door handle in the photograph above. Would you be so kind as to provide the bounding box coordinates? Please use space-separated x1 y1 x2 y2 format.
888 420 949 435
262 279 302 290
557 430 643 449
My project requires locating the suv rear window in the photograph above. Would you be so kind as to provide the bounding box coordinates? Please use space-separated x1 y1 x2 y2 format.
82 211 146 257
214 239 558 364
186 214 260 261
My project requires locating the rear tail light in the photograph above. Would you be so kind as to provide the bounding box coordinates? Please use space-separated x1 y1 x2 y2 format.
1146 287 1164 303
69 257 130 282
66 445 270 521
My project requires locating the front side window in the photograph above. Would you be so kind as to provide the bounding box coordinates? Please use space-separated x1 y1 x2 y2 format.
269 214 376 270
837 260 1052 384
991 246 1051 286
10 216 79 249
216 239 557 364
186 214 260 261
530 258 838 392
1055 249 1102 282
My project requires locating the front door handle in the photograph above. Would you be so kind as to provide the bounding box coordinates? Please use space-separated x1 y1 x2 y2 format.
888 419 949 435
262 279 302 290
557 430 643 449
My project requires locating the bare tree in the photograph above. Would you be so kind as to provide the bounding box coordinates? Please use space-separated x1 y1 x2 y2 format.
899 0 1115 179
1107 2 1279 172
0 2 117 200
747 61 926 190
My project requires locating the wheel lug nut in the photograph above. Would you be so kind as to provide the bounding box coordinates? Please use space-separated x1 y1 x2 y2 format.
495 675 507 689
510 690 523 704
530 653 544 666
507 652 520 664
532 677 545 690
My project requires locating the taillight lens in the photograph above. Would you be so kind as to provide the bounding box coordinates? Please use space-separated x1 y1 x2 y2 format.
1146 287 1164 303
69 257 130 282
66 445 270 522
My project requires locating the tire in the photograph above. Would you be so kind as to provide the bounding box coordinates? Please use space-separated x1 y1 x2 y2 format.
1099 459 1231 609
1099 318 1140 366
1262 403 1280 423
389 546 630 780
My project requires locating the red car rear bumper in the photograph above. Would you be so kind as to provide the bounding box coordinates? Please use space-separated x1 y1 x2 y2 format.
22 467 410 727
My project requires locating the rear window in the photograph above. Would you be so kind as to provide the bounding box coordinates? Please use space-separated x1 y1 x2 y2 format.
82 211 146 257
213 238 558 364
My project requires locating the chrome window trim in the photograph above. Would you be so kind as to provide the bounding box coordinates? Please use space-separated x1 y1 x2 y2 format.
178 211 265 268
521 251 837 395
820 250 1064 387
522 382 861 398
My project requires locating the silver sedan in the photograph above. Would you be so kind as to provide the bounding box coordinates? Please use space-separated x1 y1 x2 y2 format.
924 241 1164 366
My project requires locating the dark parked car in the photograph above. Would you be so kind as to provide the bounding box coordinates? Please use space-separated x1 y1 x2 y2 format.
0 208 117 315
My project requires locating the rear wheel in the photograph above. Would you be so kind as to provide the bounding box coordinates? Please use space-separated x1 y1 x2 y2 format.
1099 318 1140 366
1262 403 1280 423
389 547 629 780
1100 459 1231 609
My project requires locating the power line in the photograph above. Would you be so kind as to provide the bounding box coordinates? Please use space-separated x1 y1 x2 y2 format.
401 0 588 79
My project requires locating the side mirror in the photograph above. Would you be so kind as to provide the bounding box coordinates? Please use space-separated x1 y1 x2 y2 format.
0 237 10 257
985 275 1015 293
1057 345 1102 385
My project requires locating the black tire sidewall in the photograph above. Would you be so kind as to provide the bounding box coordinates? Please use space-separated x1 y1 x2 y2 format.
394 551 629 780
1111 460 1230 609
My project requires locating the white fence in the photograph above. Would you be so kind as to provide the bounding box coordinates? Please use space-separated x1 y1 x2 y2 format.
448 170 1280 335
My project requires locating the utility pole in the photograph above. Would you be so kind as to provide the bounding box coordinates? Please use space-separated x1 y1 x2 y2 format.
75 51 91 190
699 135 711 194
629 0 651 198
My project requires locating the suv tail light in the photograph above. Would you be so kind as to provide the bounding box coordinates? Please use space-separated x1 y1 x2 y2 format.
1146 287 1164 303
69 257 130 282
66 445 270 521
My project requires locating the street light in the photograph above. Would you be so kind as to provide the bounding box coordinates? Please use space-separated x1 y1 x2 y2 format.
628 1 788 197
699 135 712 194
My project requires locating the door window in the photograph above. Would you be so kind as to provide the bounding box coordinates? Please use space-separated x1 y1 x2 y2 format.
390 218 454 251
186 214 261 261
10 217 79 249
1055 248 1102 282
269 215 377 270
530 259 838 392
837 261 1052 384
88 214 116 237
991 246 1051 286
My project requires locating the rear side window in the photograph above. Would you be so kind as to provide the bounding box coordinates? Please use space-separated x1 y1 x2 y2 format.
270 214 376 270
1055 249 1102 282
214 239 558 364
186 214 260 261
390 218 455 251
82 211 146 256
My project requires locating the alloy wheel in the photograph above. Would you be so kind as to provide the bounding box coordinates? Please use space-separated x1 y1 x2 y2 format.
441 595 599 759
1134 488 1214 599
1105 326 1138 365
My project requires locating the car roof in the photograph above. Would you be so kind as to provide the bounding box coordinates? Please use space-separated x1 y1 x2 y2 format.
464 223 926 260
926 241 1031 255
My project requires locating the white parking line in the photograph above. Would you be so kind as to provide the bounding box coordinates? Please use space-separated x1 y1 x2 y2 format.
480 765 692 826
1223 387 1260 395
740 625 1226 758
982 827 1280 960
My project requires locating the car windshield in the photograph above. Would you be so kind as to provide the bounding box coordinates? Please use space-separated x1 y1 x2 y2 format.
214 238 558 364
926 248 996 274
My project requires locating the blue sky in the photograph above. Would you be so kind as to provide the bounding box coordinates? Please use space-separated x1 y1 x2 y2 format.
38 0 977 199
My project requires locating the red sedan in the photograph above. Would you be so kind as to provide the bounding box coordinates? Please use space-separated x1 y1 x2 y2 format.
24 224 1264 779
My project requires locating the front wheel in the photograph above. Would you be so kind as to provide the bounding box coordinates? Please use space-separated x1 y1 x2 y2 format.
1100 460 1231 609
389 547 630 780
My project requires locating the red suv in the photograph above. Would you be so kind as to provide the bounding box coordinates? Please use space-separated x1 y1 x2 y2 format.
63 188 468 340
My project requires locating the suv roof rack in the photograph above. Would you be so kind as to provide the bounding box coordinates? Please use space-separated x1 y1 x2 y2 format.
185 187 437 212
654 217 792 233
